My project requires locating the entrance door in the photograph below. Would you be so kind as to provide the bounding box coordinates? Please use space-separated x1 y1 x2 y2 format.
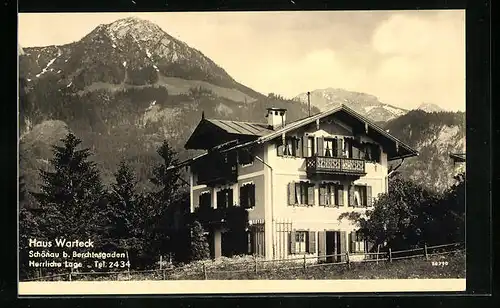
325 231 338 263
325 231 346 262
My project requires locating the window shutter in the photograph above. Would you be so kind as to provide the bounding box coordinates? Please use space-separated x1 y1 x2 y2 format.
308 231 316 254
339 231 347 255
307 184 315 205
344 138 352 157
277 143 284 156
349 232 354 253
288 182 295 205
228 189 233 207
336 138 343 157
302 134 308 157
319 185 326 206
250 184 256 208
317 231 326 262
289 231 296 254
207 193 212 208
317 137 324 156
348 185 355 207
216 191 222 208
352 145 360 159
373 144 381 162
296 137 302 157
366 186 372 207
337 185 344 206
239 186 245 208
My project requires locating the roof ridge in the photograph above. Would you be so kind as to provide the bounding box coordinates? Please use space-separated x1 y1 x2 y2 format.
206 118 268 125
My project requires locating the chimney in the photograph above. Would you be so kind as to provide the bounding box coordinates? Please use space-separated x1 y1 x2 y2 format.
266 108 287 130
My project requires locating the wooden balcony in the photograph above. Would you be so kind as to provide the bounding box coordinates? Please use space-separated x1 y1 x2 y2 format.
305 156 366 177
193 152 238 186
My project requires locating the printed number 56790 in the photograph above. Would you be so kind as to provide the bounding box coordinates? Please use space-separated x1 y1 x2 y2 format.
431 261 448 267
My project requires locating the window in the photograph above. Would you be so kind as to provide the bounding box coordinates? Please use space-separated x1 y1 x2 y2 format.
319 183 344 207
198 191 211 209
288 182 315 206
239 149 254 166
216 188 233 209
350 231 366 253
351 140 364 159
307 136 315 157
343 138 352 158
290 231 316 255
324 139 334 157
283 137 298 156
363 143 381 162
240 183 255 209
317 137 343 157
294 231 307 254
349 185 372 207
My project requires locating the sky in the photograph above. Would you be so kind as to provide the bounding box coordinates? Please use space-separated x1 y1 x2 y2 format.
18 10 465 111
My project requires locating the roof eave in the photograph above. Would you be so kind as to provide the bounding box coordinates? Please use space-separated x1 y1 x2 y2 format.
388 151 419 161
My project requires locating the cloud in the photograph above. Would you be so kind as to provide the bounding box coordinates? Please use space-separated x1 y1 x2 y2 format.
368 11 465 111
18 11 465 111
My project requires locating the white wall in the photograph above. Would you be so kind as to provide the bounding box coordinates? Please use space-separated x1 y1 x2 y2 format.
262 116 390 260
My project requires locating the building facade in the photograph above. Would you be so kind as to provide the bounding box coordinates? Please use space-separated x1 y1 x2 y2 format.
178 105 418 261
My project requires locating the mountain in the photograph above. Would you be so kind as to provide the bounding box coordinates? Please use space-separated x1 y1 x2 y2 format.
294 88 407 122
384 110 466 192
18 17 317 196
19 17 464 201
416 103 445 113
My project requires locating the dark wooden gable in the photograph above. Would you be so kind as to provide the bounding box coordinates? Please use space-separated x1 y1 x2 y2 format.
184 119 233 150
331 109 415 160
185 119 260 150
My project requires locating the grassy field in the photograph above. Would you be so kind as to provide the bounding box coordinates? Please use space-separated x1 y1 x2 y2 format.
64 251 465 281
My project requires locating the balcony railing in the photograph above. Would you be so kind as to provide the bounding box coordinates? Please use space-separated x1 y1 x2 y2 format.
305 156 366 176
194 153 238 186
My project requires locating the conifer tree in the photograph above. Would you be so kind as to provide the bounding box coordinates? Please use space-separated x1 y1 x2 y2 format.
150 140 181 207
189 220 210 262
31 133 106 244
145 140 182 258
105 160 147 265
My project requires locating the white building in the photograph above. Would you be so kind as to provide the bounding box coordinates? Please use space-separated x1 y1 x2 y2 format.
176 105 418 261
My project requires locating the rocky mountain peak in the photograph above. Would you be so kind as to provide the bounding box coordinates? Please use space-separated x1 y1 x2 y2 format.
294 88 407 122
417 102 445 113
104 17 164 41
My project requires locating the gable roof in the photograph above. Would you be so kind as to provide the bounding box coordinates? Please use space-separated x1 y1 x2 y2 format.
184 118 271 150
205 119 273 136
174 104 418 170
222 104 418 160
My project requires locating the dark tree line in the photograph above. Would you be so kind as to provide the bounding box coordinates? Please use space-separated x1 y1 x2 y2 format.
339 172 465 251
19 132 210 280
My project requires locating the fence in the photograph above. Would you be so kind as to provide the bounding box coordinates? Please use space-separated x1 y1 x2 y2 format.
23 242 464 281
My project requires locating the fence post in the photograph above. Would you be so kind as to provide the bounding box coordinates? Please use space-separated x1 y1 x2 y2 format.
303 254 307 271
69 267 72 282
126 251 131 280
376 245 380 264
159 255 162 279
424 244 429 260
203 263 207 280
346 252 350 269
254 255 258 273
388 248 392 263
